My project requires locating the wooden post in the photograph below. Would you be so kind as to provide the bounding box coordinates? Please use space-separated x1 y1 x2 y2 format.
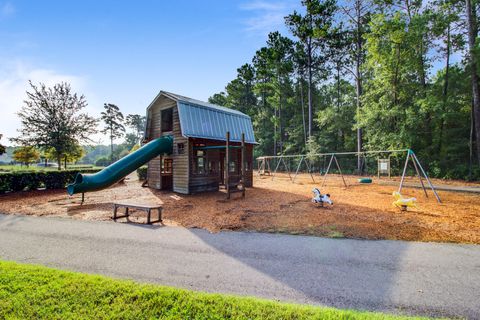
241 133 246 198
226 131 230 199
257 158 262 177
159 155 163 189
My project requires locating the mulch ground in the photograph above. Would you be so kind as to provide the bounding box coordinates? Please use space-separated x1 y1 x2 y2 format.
0 173 479 244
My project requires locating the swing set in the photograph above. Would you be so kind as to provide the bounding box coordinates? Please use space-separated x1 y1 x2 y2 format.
257 149 441 203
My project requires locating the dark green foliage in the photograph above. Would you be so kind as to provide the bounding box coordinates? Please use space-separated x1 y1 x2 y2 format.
0 134 5 156
125 114 146 138
101 103 126 163
208 0 479 180
136 166 147 180
0 169 100 193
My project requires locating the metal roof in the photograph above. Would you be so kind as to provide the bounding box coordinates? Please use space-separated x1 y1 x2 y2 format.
149 91 256 144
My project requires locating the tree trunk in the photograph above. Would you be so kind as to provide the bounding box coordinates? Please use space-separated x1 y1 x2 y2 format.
300 77 307 148
273 102 277 156
278 74 283 154
470 100 475 178
57 156 61 171
466 0 480 165
355 0 363 173
110 135 114 164
438 21 451 155
307 42 313 139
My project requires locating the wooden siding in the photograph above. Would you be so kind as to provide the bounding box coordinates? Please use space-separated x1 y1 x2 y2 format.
146 96 189 193
172 107 189 194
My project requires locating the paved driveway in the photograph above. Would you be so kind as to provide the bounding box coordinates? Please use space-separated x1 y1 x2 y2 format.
0 214 478 318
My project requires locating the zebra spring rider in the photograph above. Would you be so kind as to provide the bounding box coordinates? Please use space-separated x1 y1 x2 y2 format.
312 188 333 206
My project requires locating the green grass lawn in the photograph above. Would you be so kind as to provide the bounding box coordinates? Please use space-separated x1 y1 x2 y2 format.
0 261 434 320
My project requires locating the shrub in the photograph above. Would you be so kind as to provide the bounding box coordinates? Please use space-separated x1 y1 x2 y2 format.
95 156 110 167
0 169 100 193
137 166 147 180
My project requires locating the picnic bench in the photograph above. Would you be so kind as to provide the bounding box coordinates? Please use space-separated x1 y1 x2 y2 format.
113 201 163 224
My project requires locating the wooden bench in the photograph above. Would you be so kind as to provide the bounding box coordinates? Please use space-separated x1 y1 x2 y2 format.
113 201 163 224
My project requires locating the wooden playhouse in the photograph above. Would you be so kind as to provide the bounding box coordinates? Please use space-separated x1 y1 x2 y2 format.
143 91 256 195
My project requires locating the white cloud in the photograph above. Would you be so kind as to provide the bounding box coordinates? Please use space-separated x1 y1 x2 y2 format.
0 1 15 19
240 0 297 36
0 60 103 145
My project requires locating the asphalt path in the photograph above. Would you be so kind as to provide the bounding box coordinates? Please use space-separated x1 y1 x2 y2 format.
0 214 478 319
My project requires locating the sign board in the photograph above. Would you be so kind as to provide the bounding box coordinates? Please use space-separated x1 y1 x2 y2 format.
378 159 390 178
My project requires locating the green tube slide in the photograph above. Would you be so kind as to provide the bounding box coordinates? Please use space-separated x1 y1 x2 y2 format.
67 136 173 195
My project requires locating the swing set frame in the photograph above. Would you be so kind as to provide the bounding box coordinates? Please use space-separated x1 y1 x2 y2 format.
256 149 441 203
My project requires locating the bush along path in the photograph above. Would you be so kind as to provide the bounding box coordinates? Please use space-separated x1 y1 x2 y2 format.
0 261 432 320
0 169 100 193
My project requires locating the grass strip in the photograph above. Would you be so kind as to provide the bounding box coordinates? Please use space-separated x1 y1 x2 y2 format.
0 260 432 320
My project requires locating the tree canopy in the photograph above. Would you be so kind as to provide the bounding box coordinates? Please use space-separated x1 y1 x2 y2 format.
0 134 5 156
12 146 40 166
101 103 125 163
210 0 480 180
12 81 97 169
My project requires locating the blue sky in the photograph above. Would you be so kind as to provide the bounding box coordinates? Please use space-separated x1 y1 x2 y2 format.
0 0 300 144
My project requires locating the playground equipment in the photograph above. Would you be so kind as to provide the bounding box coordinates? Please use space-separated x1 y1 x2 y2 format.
392 191 417 211
312 188 333 206
67 136 173 198
257 149 441 203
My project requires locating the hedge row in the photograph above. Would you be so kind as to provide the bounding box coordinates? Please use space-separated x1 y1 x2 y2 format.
137 166 147 181
0 169 101 193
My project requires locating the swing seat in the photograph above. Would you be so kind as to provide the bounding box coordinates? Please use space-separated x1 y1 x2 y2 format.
358 178 372 183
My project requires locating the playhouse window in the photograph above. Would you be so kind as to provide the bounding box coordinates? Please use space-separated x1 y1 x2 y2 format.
161 108 173 132
195 150 206 174
177 143 185 154
162 158 173 174
229 161 236 173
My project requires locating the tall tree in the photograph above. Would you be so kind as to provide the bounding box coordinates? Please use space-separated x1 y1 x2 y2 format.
12 81 97 169
125 114 146 139
208 92 228 106
253 46 276 156
101 103 125 163
225 64 257 115
266 31 295 155
0 134 5 156
285 0 337 139
465 0 480 165
430 0 463 154
341 0 371 171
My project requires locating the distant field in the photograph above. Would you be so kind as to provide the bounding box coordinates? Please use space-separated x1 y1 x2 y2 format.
0 164 102 172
